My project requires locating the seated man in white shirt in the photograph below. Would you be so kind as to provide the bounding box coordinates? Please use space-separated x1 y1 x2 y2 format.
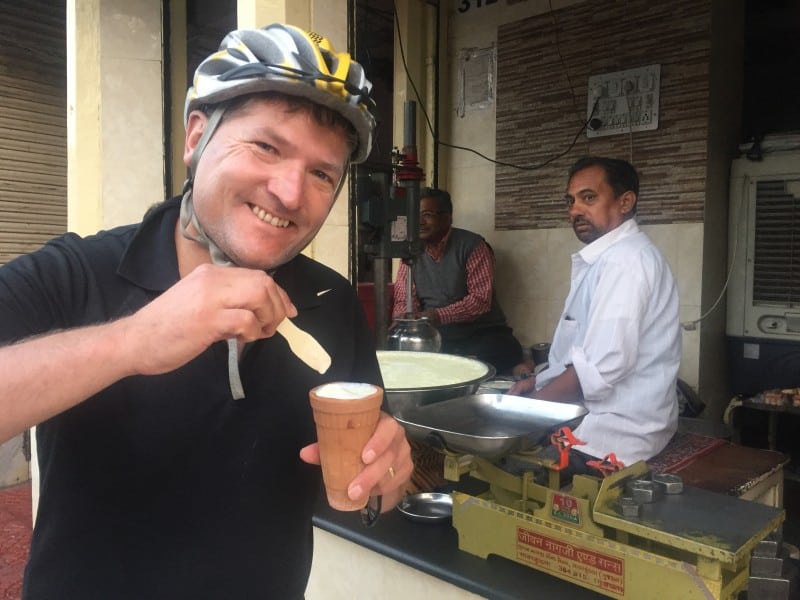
509 156 681 478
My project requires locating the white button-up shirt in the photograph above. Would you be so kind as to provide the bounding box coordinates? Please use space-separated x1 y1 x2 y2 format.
536 219 681 465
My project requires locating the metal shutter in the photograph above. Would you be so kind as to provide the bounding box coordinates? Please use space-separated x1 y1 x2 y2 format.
0 0 66 266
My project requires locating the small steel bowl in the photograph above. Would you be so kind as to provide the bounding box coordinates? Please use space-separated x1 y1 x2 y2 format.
396 492 453 523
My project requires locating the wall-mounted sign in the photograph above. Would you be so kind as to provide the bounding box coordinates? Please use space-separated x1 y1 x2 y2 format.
458 46 496 116
456 0 499 14
586 64 661 138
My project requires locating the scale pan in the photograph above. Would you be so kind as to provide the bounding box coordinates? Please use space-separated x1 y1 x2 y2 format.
396 393 588 459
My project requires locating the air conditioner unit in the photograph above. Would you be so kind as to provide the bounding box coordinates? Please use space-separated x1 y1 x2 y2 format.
727 151 800 341
726 150 800 395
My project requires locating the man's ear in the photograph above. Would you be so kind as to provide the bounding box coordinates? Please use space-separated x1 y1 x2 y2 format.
183 111 208 168
619 191 636 215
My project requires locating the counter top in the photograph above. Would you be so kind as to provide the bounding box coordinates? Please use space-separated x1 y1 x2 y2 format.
312 483 603 600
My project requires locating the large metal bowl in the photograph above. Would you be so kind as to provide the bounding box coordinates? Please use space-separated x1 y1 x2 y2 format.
377 350 495 416
395 393 588 459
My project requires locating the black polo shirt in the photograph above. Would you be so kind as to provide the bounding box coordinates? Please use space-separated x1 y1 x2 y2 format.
0 197 381 599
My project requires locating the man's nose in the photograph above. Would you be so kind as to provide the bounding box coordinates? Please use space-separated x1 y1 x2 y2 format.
268 161 304 210
567 199 581 219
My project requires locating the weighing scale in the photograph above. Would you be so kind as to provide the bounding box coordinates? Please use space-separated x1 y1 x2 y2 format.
397 394 793 599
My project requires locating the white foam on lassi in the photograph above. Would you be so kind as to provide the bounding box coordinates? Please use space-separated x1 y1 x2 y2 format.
314 382 377 399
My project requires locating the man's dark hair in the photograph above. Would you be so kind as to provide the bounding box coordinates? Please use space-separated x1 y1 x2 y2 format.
568 157 639 214
420 187 453 214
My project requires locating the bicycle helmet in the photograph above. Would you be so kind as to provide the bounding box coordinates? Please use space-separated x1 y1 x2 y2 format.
180 24 375 400
184 23 376 163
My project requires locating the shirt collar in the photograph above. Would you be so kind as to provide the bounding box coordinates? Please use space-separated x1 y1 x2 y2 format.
117 197 182 292
426 227 452 261
577 218 639 265
117 196 322 309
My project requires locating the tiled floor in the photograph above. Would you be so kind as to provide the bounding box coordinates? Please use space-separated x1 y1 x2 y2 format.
0 482 31 600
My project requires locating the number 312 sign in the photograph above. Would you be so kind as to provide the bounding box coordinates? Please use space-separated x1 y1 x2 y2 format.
456 0 499 13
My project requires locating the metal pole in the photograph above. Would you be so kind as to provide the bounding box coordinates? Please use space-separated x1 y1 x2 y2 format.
400 101 422 316
374 258 391 349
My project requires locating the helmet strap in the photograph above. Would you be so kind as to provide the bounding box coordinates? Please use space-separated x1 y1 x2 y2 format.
178 187 244 400
190 105 227 176
179 104 235 266
179 188 234 267
179 104 243 400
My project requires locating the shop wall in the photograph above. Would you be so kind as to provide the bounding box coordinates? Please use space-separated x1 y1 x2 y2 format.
434 0 742 417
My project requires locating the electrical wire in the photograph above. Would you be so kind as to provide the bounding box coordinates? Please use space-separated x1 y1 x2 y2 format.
624 91 634 163
391 1 435 137
679 175 747 331
548 0 587 136
391 0 594 172
438 100 599 172
622 1 635 165
386 3 735 330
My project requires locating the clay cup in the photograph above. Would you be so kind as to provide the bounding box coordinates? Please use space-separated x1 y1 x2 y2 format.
309 382 383 511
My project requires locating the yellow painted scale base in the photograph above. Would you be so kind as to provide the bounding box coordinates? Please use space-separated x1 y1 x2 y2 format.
446 456 784 599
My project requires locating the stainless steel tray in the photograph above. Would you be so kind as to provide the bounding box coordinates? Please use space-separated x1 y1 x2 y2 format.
396 393 587 459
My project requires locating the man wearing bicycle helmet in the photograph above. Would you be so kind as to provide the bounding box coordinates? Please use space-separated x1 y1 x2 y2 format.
0 24 411 599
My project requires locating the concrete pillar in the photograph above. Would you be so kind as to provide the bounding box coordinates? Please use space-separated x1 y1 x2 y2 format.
237 0 311 29
66 1 102 235
168 0 188 197
67 0 164 234
33 0 166 522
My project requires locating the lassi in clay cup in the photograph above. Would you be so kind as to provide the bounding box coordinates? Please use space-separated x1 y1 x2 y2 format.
309 382 383 511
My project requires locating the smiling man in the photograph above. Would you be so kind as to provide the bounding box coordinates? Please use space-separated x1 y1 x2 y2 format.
510 157 681 478
0 24 411 599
